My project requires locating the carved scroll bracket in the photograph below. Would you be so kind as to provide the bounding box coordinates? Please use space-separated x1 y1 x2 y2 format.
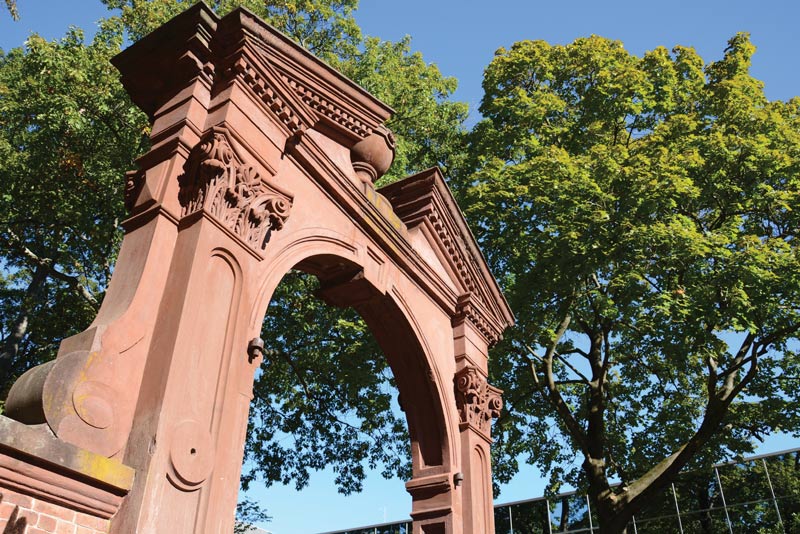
454 367 502 439
178 127 292 253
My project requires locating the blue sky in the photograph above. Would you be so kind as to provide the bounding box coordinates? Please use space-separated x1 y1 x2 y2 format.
355 0 800 123
2 1 799 533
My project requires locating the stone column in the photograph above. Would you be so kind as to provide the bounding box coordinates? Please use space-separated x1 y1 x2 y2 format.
453 304 503 534
4 6 298 531
112 118 295 532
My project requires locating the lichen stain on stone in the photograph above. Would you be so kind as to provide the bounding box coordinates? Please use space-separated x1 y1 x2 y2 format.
76 448 135 490
363 187 407 234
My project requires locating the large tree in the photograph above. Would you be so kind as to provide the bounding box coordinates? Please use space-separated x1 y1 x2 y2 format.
0 0 467 524
0 25 149 387
463 34 800 532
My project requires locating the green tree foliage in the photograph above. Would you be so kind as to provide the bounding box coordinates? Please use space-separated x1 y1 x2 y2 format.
464 34 800 532
0 27 150 388
0 0 466 516
3 1 18 20
100 0 362 59
765 451 800 532
245 272 410 496
233 497 272 534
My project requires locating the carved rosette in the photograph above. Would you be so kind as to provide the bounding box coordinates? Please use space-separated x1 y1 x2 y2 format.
454 367 502 437
178 129 292 251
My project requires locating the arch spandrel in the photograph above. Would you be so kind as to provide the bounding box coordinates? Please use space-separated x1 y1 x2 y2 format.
2 3 513 533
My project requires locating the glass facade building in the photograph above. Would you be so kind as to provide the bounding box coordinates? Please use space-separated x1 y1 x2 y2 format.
319 448 799 534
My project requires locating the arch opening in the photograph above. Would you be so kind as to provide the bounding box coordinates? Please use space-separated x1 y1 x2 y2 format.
242 253 449 513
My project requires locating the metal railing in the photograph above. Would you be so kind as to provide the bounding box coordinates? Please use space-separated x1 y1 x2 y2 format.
320 447 800 534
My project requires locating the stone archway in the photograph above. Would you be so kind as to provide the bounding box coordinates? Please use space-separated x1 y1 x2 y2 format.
2 4 513 533
266 250 454 471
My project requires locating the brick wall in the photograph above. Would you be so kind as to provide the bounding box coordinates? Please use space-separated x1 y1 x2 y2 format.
0 488 109 534
0 417 133 534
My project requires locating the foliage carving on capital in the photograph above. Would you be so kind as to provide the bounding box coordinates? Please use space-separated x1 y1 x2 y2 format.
178 128 292 252
454 366 502 437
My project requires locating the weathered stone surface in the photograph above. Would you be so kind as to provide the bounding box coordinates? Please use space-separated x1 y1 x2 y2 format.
0 416 132 533
2 3 512 533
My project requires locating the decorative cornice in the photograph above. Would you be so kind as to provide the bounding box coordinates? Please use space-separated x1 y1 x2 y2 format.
454 295 501 347
114 4 393 142
224 54 310 136
178 127 292 252
454 367 502 438
379 168 514 345
224 47 379 144
379 171 477 291
112 2 218 120
286 75 373 139
429 210 477 294
214 7 392 145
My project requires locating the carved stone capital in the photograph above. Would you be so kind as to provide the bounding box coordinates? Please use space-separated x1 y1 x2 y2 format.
178 127 292 252
454 367 502 437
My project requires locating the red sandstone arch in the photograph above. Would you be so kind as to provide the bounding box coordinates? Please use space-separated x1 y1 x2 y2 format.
257 250 458 477
2 4 513 533
257 247 455 476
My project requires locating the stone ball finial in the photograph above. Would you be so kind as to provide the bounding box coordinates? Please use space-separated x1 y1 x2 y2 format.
350 125 396 184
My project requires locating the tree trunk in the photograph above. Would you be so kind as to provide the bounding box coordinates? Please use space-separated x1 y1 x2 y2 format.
697 482 713 534
559 498 569 531
594 497 633 534
0 266 47 386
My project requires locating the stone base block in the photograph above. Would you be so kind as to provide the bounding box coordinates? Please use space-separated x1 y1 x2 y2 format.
0 417 133 534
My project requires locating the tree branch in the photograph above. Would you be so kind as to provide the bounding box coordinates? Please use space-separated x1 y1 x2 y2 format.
524 343 591 385
559 347 590 358
719 332 754 400
537 313 590 455
619 331 772 517
273 348 395 448
1 230 98 308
